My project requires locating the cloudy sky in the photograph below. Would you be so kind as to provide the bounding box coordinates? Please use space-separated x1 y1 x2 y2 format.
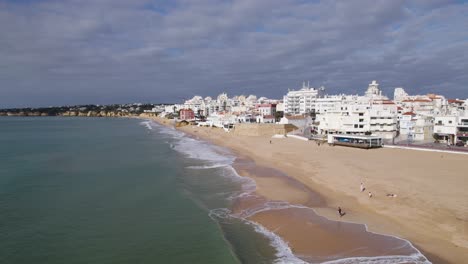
1 0 467 107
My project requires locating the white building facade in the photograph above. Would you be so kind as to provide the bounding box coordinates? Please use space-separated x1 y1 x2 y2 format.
316 81 398 139
433 115 468 145
283 82 324 115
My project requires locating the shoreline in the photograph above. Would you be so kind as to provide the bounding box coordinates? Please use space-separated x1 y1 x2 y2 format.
147 116 468 263
146 117 429 262
145 118 450 263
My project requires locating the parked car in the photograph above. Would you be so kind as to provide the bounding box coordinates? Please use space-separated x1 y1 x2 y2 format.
455 141 464 147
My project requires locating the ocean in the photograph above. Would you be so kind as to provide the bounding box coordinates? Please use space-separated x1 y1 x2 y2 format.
0 117 296 264
0 117 431 264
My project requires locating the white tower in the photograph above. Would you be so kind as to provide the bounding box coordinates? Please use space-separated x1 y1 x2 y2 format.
365 80 383 98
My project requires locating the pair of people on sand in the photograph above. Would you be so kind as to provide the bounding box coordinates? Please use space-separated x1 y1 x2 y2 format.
362 182 397 198
361 182 374 198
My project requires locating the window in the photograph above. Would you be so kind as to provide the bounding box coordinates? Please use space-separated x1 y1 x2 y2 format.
354 124 358 128
359 119 364 122
449 120 452 124
359 125 364 128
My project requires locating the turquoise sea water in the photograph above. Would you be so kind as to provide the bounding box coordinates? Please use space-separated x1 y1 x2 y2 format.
0 117 281 264
0 117 432 264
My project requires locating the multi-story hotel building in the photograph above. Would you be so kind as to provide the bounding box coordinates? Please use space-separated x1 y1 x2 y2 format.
316 81 398 139
283 82 324 115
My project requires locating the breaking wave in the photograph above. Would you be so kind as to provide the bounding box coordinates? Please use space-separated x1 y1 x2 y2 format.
139 120 153 130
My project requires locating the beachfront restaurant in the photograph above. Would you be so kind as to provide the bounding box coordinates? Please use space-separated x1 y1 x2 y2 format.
327 134 383 149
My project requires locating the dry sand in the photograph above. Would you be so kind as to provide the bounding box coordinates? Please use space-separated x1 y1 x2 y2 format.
151 117 468 263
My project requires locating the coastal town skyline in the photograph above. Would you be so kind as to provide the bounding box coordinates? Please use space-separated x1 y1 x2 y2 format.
2 1 468 263
4 79 468 147
1 0 468 107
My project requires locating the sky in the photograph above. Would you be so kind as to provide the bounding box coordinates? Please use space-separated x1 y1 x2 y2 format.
1 0 467 108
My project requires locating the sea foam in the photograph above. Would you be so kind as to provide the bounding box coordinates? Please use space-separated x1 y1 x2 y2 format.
139 121 153 130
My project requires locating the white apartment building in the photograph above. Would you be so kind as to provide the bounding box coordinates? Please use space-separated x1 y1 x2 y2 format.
184 95 205 114
399 112 434 141
447 99 466 114
433 115 468 145
315 95 345 114
317 100 398 139
433 116 458 144
316 81 398 139
369 100 399 139
256 104 277 117
458 116 468 144
164 104 184 114
275 102 285 112
283 82 325 115
179 93 282 118
393 87 447 117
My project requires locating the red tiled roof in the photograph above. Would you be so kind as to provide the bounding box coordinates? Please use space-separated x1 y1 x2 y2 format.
448 99 464 104
402 112 416 116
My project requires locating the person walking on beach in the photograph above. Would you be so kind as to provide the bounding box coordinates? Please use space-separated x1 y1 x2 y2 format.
338 207 345 217
269 140 272 144
368 191 373 198
360 182 365 192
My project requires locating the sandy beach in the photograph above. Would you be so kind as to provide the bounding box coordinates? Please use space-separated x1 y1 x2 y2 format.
151 117 468 263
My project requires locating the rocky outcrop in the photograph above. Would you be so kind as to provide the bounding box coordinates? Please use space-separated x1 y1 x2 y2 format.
175 120 190 127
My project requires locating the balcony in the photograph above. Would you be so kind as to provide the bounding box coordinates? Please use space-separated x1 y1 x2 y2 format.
457 132 468 137
371 120 395 125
